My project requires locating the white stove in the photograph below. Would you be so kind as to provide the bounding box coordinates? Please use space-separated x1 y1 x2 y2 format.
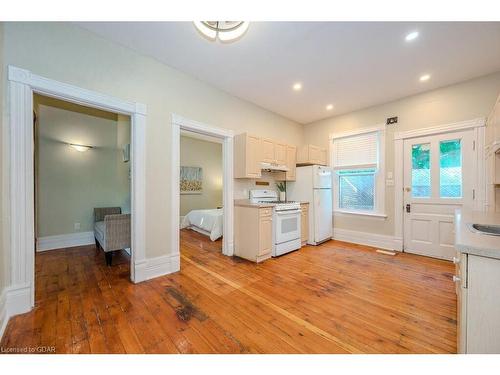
249 190 302 257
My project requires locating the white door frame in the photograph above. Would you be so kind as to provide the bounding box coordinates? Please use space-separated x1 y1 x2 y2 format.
171 114 234 261
7 65 148 316
393 117 486 252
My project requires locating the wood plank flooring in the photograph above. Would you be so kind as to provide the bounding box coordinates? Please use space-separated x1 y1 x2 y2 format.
0 229 457 353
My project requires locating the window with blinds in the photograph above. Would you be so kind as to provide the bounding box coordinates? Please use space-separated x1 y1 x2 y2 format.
332 130 382 213
332 131 379 170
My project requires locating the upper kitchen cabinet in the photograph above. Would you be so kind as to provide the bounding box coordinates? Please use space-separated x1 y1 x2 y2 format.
297 144 328 166
486 94 500 145
234 133 262 178
275 142 287 165
285 145 297 181
261 138 276 163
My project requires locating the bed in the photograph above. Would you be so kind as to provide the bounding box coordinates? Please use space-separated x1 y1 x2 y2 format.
181 208 223 241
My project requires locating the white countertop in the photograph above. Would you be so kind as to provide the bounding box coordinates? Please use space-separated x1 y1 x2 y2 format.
455 208 500 259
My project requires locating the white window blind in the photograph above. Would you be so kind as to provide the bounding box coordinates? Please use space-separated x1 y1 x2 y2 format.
333 131 379 170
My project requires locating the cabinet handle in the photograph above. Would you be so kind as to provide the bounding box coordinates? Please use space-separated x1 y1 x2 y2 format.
452 257 460 264
452 275 461 283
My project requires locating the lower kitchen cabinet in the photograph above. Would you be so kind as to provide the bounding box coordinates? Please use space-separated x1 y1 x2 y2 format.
234 206 273 262
300 203 309 246
455 251 500 353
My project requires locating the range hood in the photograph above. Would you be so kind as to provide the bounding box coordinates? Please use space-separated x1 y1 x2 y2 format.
260 162 289 172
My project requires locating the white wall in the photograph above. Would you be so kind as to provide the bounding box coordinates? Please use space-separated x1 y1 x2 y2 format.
180 135 222 216
303 71 500 236
0 22 5 295
0 22 303 288
35 100 130 238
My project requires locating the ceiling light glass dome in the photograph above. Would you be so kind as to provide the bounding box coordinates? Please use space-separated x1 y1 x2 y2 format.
194 21 249 42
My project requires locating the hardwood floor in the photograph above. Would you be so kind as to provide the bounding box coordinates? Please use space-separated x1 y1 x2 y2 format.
0 229 457 353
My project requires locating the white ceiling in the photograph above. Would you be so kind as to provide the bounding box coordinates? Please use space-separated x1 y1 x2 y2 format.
77 22 500 124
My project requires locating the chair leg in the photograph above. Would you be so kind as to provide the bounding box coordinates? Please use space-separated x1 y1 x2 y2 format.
105 252 112 267
95 237 100 250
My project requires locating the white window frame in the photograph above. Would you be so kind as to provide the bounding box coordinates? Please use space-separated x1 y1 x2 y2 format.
329 125 386 218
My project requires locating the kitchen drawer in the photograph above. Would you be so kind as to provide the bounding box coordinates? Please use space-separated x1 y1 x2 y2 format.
259 207 273 217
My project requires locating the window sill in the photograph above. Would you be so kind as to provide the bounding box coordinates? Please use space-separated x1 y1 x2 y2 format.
334 210 388 219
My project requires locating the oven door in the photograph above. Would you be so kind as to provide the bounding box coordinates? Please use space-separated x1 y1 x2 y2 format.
274 209 301 244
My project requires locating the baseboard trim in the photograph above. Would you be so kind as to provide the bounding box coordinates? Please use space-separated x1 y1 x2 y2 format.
134 253 180 283
0 289 7 341
333 228 402 251
37 231 94 251
0 284 32 341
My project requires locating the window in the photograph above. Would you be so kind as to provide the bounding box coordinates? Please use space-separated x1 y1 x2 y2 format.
331 127 385 217
439 139 462 198
411 143 431 198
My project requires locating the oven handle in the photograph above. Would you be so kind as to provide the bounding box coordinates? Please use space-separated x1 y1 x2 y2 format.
275 209 301 216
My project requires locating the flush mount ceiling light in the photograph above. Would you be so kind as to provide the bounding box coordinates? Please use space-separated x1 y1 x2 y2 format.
326 104 334 111
193 21 250 42
405 31 419 42
69 143 93 152
292 82 302 91
419 74 431 82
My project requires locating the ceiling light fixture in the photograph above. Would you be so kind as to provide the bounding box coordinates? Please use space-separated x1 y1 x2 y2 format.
405 31 419 42
193 21 249 42
419 74 431 82
326 104 334 111
69 143 93 152
293 82 302 91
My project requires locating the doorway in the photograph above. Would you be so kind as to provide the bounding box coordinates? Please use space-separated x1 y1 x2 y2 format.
403 129 474 260
7 66 147 316
170 114 234 269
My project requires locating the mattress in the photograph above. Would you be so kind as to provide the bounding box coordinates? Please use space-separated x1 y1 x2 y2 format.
180 208 223 241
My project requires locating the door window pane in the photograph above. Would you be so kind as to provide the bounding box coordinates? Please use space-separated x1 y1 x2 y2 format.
440 139 462 198
411 143 431 198
338 169 375 211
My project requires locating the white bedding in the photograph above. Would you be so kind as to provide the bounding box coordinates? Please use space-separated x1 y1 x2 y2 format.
181 208 223 241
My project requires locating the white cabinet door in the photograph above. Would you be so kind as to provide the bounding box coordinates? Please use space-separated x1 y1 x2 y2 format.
467 255 500 353
403 130 473 260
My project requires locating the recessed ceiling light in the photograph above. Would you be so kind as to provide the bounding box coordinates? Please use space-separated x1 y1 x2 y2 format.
419 74 431 82
326 104 334 111
292 82 302 91
405 31 419 42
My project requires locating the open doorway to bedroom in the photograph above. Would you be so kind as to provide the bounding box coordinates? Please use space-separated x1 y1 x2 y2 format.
33 93 133 297
179 130 224 255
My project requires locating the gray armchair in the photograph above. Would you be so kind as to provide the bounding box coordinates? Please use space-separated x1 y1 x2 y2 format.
93 207 131 266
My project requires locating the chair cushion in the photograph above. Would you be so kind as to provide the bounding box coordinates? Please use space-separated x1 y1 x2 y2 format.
94 221 106 248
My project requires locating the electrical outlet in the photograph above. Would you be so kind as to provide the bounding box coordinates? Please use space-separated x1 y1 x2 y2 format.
74 222 80 231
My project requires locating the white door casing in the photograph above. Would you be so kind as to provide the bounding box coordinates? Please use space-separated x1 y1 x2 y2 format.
403 130 473 260
171 114 234 260
7 66 148 316
394 118 485 260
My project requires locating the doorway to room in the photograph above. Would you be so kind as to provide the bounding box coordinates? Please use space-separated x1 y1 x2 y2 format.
34 94 132 271
170 115 234 271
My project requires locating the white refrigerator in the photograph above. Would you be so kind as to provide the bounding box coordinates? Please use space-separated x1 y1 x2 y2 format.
287 165 333 245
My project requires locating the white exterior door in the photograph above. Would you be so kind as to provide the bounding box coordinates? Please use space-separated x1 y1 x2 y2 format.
403 130 474 260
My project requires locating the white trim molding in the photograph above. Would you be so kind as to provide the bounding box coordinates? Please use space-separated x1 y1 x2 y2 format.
0 290 7 340
36 232 94 252
393 117 486 252
7 65 149 318
333 228 403 251
134 254 181 283
171 114 234 261
393 118 485 140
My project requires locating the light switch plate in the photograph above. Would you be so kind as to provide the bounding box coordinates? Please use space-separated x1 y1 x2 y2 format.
387 171 393 179
386 179 394 186
74 222 80 231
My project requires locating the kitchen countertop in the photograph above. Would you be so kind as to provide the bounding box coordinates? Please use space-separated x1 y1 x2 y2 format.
234 199 309 208
455 208 500 259
234 199 275 208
